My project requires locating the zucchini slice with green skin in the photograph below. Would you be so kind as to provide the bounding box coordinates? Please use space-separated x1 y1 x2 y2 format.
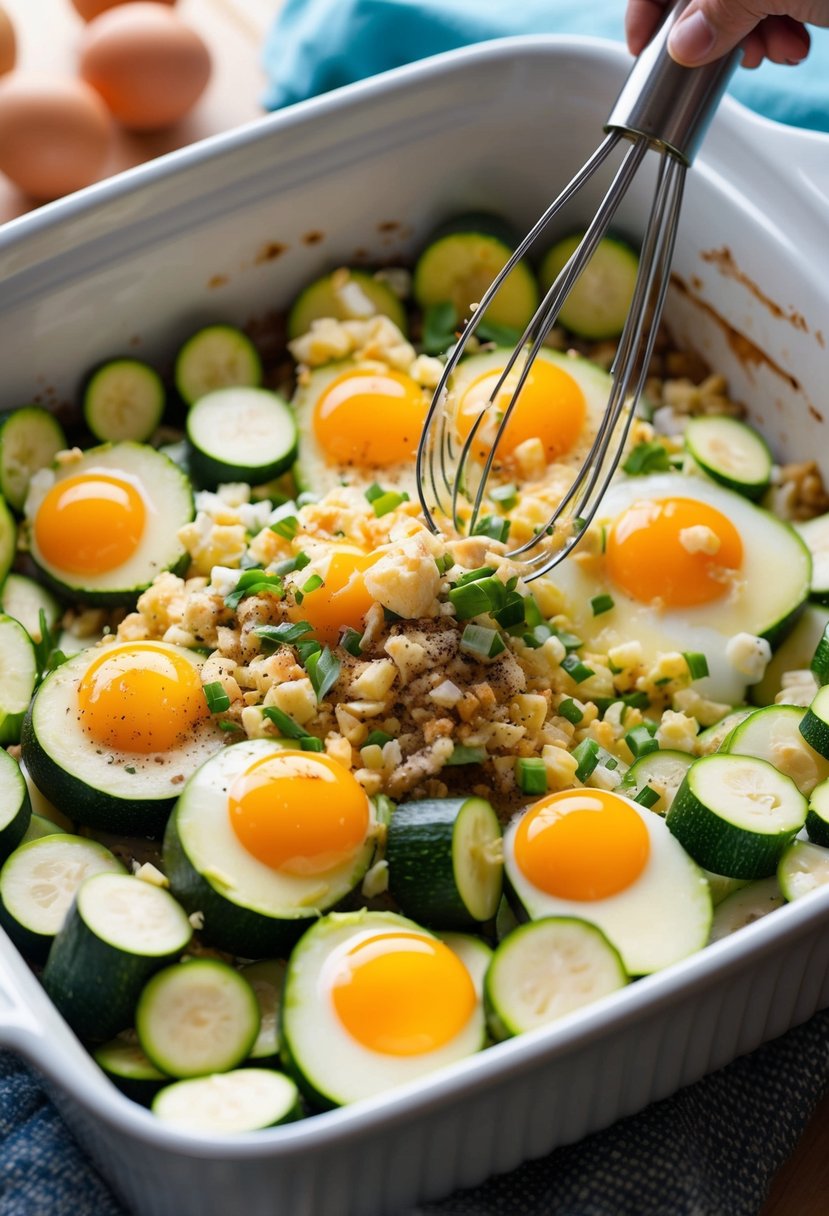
288 268 408 340
19 811 62 846
806 778 829 847
43 872 192 1042
796 513 829 605
778 837 829 902
0 615 38 746
280 910 486 1109
94 1035 169 1104
436 932 493 995
702 870 750 907
0 833 124 962
152 1069 301 1132
0 501 15 590
799 685 829 759
538 233 639 340
0 748 30 862
811 621 829 686
484 917 628 1041
386 796 503 930
22 643 227 837
751 604 829 707
684 415 773 501
722 704 829 795
137 959 260 1079
25 442 194 605
696 708 753 754
240 959 286 1065
666 754 807 879
0 573 61 643
413 230 539 333
0 407 66 513
186 387 298 490
175 325 262 407
708 876 784 943
163 740 380 958
83 359 166 444
619 749 694 815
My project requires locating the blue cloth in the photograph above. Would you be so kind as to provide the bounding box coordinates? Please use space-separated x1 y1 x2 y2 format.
261 0 829 133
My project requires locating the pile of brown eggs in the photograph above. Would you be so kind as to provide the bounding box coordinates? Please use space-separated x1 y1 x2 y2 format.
0 0 212 202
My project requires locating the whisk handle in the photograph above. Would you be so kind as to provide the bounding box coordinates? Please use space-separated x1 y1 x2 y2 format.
606 0 740 165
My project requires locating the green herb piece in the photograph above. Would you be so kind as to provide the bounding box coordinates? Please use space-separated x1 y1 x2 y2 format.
489 483 518 512
445 745 487 766
622 441 672 476
449 581 493 620
32 609 69 682
623 691 651 711
366 729 394 748
561 653 594 684
460 624 506 660
340 627 363 657
364 483 385 504
422 301 459 356
472 514 511 544
270 513 299 540
684 651 709 680
435 553 454 576
476 319 522 347
523 597 544 628
551 627 584 652
634 784 661 809
203 681 231 713
572 738 600 783
299 736 324 752
591 594 615 617
492 591 526 629
558 698 584 725
296 639 322 664
262 706 307 740
225 569 284 611
301 574 324 595
372 490 409 517
254 620 313 647
273 552 311 576
305 645 341 701
219 720 243 733
453 566 497 586
625 724 660 759
516 756 547 795
124 766 136 775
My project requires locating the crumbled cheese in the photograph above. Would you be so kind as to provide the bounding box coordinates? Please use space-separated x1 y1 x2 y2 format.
679 524 721 555
359 744 385 771
513 437 547 480
209 566 241 597
541 743 579 790
509 694 548 735
188 910 205 931
607 640 644 671
655 710 699 753
586 763 624 791
430 680 464 708
364 538 440 619
133 862 170 888
361 859 390 899
672 687 732 728
265 678 317 724
726 632 771 683
348 659 397 702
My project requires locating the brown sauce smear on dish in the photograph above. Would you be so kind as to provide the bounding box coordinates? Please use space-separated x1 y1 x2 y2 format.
254 242 288 265
700 247 810 334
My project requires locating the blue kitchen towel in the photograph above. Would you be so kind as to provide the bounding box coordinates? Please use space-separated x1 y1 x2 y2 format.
3 1008 829 1215
261 0 829 133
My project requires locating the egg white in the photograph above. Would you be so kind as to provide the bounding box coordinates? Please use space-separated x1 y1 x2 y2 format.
548 472 811 704
282 910 486 1107
503 794 712 976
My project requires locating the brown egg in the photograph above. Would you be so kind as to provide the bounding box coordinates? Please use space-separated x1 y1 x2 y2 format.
71 0 176 21
79 3 211 132
0 75 112 201
0 4 16 76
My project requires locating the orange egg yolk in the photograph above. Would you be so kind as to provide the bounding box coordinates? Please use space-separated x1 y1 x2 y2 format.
287 546 377 647
605 496 743 608
313 368 428 467
77 642 209 754
34 471 146 575
330 931 476 1056
228 749 370 875
455 360 586 463
514 789 650 902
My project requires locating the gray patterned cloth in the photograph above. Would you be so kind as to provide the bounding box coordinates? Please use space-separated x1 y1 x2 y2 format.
3 1011 828 1215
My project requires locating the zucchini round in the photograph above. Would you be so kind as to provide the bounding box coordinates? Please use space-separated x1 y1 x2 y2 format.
175 325 262 407
684 415 773 501
0 614 37 746
708 877 784 943
778 837 829 903
0 572 61 643
806 778 829 847
288 268 408 340
94 1035 169 1104
723 704 829 795
413 230 539 333
0 406 66 513
800 686 829 759
0 748 30 862
152 1069 301 1132
538 233 639 340
83 359 166 443
186 387 298 490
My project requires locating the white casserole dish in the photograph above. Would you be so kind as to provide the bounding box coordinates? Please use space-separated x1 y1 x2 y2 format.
1 34 829 1216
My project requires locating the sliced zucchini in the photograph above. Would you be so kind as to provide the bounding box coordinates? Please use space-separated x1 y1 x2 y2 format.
538 233 639 340
752 604 829 707
796 513 829 604
0 614 38 745
0 748 30 862
0 407 66 512
435 932 493 995
163 740 379 957
22 643 226 837
778 838 829 902
0 833 124 961
413 229 539 333
186 387 297 490
94 1034 169 1104
0 498 15 590
152 1069 301 1132
619 749 694 815
722 704 829 795
240 959 286 1064
666 754 807 879
288 268 408 340
702 869 750 907
280 909 485 1108
25 442 193 605
799 685 829 759
83 359 166 444
136 959 260 1078
175 325 262 407
484 917 628 1041
806 778 829 847
0 572 61 643
811 621 829 686
19 811 62 846
708 877 784 943
684 415 773 501
386 796 503 929
696 708 753 754
43 872 192 1041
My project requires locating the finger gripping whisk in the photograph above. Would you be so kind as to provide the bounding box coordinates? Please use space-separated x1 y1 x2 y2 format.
416 0 738 579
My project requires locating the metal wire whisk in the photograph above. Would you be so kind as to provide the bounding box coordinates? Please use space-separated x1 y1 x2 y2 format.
416 0 739 579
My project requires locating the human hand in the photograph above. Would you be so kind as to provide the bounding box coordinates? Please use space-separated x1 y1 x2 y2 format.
626 0 829 69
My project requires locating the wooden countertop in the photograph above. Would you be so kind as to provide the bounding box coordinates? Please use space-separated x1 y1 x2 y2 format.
0 3 827 1213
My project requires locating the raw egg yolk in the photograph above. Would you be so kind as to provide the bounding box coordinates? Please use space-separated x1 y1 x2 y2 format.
313 368 428 466
514 789 650 901
228 749 370 875
330 931 477 1056
34 472 146 575
455 360 586 463
287 546 377 647
77 642 209 754
605 496 743 608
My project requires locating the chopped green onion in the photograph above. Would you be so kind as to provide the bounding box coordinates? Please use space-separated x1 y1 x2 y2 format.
562 653 594 684
273 552 311 576
254 620 313 646
422 301 459 356
449 581 493 620
572 738 600 783
224 569 284 610
218 720 242 733
523 597 544 628
625 725 660 758
435 553 454 576
558 698 584 725
383 606 402 623
573 516 587 534
305 645 341 701
364 483 385 503
622 441 672 476
262 706 308 739
591 594 615 616
489 483 518 511
296 639 322 664
552 627 583 652
372 490 409 517
366 729 393 748
203 681 230 714
340 627 363 657
445 745 487 766
472 514 511 544
460 624 506 660
634 784 660 809
515 756 547 795
492 592 526 629
453 566 497 586
299 736 324 753
270 515 299 540
623 691 651 711
301 573 324 595
684 652 709 680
